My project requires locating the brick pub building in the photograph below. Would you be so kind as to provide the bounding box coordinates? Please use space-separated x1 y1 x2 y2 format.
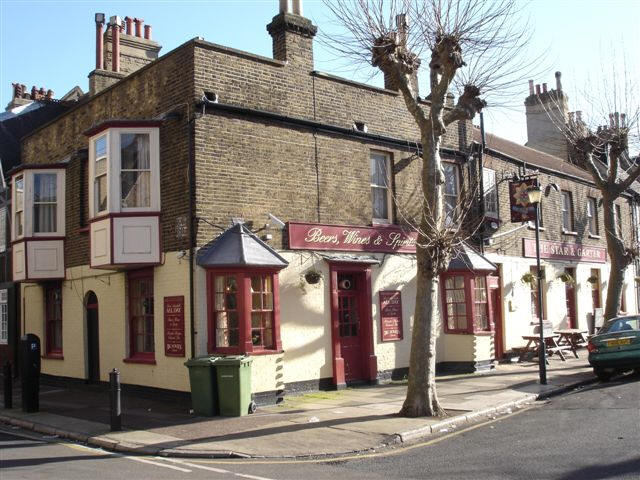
8 1 638 401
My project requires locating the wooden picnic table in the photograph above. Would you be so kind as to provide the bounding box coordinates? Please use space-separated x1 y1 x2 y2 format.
553 329 589 358
518 334 571 363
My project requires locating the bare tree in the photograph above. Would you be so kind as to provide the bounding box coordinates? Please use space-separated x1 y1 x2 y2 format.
320 0 535 417
541 69 640 321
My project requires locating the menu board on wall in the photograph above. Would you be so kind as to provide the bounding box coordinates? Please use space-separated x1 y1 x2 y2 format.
379 291 403 342
164 296 185 357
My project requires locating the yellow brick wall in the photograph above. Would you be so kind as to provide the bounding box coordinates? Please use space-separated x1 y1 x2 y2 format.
21 252 192 392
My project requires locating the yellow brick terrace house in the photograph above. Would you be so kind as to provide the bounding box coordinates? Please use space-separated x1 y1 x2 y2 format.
10 2 635 403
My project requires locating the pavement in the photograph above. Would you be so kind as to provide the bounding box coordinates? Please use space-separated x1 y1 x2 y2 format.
0 356 597 459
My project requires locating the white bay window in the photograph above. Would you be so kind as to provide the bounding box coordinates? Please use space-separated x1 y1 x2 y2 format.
85 121 162 269
11 168 66 281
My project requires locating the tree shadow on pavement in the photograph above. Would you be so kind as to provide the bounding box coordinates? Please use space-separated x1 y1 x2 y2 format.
556 456 640 480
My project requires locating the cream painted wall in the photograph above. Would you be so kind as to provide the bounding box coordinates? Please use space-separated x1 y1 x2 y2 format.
441 334 475 362
486 253 636 351
21 253 192 392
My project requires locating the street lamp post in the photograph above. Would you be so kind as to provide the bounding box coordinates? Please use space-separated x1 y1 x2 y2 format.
527 185 547 385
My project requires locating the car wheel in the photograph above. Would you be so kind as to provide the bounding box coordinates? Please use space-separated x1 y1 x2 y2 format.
594 368 613 382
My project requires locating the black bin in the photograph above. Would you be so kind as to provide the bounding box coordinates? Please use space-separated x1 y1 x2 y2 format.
19 334 41 413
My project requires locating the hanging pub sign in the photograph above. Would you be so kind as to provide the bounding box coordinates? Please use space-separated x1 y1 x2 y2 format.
164 296 185 357
509 178 538 223
288 222 417 253
379 290 403 341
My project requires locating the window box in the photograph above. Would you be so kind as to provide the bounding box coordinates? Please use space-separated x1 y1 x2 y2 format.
85 121 162 269
206 268 282 354
10 167 66 282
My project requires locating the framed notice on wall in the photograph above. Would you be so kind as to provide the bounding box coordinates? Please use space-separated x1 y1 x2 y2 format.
164 296 185 357
379 291 403 342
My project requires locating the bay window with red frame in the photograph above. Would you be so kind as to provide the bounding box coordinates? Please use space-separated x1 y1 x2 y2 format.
126 269 155 363
207 268 281 354
44 283 63 357
442 273 492 334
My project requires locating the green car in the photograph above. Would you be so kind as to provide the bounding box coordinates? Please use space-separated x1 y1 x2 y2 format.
588 315 640 381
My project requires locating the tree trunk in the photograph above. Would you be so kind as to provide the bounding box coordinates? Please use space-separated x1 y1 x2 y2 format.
399 134 447 418
602 194 630 320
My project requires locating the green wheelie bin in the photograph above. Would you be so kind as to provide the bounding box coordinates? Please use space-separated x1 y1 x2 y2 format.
215 355 253 416
184 356 219 416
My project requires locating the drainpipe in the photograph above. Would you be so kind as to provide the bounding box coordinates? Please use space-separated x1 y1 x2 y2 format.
478 111 486 254
188 115 196 359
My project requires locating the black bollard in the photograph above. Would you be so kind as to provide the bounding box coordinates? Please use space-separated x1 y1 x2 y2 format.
109 368 121 431
3 361 12 409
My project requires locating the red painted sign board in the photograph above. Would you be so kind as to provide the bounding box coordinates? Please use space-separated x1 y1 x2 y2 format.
379 291 403 341
288 222 417 253
509 178 538 223
164 296 185 357
523 238 606 263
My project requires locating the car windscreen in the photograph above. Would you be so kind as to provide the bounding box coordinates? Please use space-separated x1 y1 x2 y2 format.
601 317 640 333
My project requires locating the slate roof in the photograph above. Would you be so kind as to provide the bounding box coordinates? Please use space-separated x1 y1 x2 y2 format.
448 243 497 272
0 101 71 175
196 223 289 268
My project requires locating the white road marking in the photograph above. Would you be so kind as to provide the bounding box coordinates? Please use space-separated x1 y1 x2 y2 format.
158 457 229 473
126 456 192 472
160 457 278 480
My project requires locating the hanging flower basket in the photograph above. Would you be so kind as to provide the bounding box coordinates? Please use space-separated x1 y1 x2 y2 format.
304 269 323 285
557 272 575 285
586 275 598 285
521 272 536 285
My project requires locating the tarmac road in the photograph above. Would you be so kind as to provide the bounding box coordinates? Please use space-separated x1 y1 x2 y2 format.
2 374 638 480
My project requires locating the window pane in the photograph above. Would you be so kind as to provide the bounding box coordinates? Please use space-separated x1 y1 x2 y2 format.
371 154 388 186
33 204 57 233
121 171 150 208
455 276 464 289
372 187 388 219
15 176 24 211
251 275 261 292
444 164 459 196
95 175 107 212
34 174 57 203
252 293 261 309
95 157 106 176
95 135 107 158
121 134 150 170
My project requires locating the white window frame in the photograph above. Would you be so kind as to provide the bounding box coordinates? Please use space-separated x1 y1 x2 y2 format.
11 169 66 240
443 162 460 224
0 205 6 253
0 289 7 345
13 175 24 239
483 168 498 218
587 197 599 236
88 127 160 218
561 191 574 232
93 134 108 216
370 151 393 224
615 204 622 237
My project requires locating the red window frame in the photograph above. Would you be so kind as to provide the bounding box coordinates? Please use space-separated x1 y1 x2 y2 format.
45 283 63 356
127 268 155 361
206 268 282 354
442 272 493 335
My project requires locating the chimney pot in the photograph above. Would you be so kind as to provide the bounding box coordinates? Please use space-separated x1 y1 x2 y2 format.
134 18 143 37
555 71 562 91
535 84 541 95
528 79 534 95
576 111 582 122
396 14 408 48
614 112 620 127
144 24 151 40
46 89 54 99
621 113 627 128
292 0 303 15
95 15 105 69
124 16 133 35
609 113 615 128
110 18 121 72
279 0 289 13
542 83 547 93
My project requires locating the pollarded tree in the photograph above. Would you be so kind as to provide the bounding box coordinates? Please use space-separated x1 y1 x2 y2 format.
321 0 536 417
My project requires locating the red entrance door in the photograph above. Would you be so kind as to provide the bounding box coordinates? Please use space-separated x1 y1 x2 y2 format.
488 275 503 360
337 274 364 382
564 268 577 328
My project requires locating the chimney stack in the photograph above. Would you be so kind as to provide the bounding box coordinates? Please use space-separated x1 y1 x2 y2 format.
267 0 317 71
95 13 105 69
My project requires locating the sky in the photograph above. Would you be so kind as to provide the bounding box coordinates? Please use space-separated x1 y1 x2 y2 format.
1 0 638 146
